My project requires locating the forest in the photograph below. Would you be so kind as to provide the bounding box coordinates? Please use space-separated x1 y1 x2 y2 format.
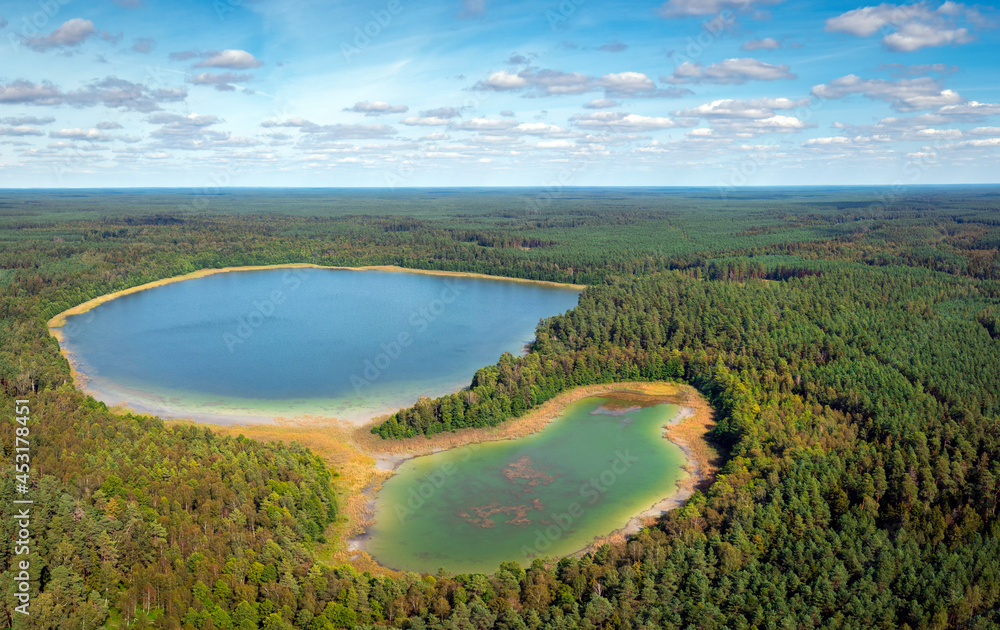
1 186 999 629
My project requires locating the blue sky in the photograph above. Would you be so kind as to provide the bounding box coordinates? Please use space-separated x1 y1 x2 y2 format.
0 0 998 187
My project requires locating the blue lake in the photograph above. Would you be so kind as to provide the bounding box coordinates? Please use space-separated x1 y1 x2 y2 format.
57 268 581 423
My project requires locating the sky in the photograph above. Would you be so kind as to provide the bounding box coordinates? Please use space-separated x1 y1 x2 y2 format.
0 0 998 188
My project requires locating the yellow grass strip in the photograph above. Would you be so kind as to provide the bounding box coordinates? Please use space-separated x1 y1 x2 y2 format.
46 263 584 329
169 381 717 575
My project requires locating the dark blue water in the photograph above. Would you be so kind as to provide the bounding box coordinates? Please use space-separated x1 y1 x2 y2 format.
59 268 580 423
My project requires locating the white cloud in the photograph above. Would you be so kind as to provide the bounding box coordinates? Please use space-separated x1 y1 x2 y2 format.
742 37 782 50
0 81 62 105
149 113 223 126
194 49 263 69
0 126 44 136
50 128 114 141
805 109 985 145
812 75 963 112
476 71 530 91
739 143 783 152
969 127 1000 137
936 101 1000 119
658 0 783 17
597 72 690 98
571 112 677 132
0 116 55 126
450 118 519 132
189 72 253 91
748 115 810 132
877 63 960 77
884 21 973 51
952 138 1000 148
831 115 956 142
800 136 896 156
261 117 318 130
458 135 524 148
825 2 987 52
598 41 629 52
24 18 96 52
826 4 927 36
153 87 187 102
208 136 260 148
0 78 185 111
675 97 808 119
804 136 853 146
344 101 409 116
520 70 592 95
148 113 234 150
806 133 894 148
420 107 462 119
665 58 795 84
914 127 962 139
584 99 619 109
598 72 654 93
401 116 452 126
308 124 396 140
511 122 574 136
474 69 686 98
674 99 813 138
536 139 575 149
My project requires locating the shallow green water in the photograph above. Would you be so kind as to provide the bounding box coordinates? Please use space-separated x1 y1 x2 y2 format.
366 396 686 574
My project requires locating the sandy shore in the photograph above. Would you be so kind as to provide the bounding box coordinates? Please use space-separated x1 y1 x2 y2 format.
350 382 699 459
611 399 715 538
169 382 718 574
195 381 717 574
46 263 584 329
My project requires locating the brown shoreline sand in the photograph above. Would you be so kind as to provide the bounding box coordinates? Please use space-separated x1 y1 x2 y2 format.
46 263 585 329
191 381 718 575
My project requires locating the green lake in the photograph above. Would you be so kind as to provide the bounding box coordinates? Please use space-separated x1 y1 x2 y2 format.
365 396 686 574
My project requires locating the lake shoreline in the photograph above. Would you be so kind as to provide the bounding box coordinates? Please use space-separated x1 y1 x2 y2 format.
46 263 584 421
343 381 717 570
168 381 715 575
46 263 585 329
55 265 716 574
595 390 718 547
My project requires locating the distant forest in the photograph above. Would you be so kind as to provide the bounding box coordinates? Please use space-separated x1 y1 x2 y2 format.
2 187 999 629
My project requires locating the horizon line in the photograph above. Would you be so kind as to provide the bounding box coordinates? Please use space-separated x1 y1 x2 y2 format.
1 183 1000 192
